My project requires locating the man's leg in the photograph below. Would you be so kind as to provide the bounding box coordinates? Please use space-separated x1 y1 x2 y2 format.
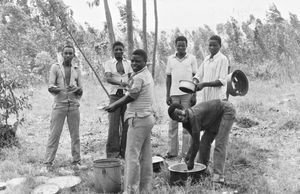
44 107 67 165
180 94 192 157
124 116 153 194
213 102 235 178
139 116 155 193
119 103 128 158
197 130 216 166
67 106 81 164
106 95 122 158
167 96 180 157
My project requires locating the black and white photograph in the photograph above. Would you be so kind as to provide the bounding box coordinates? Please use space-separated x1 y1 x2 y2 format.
0 0 299 193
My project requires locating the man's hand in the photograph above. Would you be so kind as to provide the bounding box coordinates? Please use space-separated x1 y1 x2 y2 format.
187 160 195 170
48 86 61 94
166 96 173 106
190 93 197 106
120 81 129 88
184 154 194 170
104 104 118 112
196 83 205 91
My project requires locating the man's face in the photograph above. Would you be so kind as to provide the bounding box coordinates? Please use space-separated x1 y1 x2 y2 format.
131 54 146 72
208 39 221 56
175 40 187 55
113 45 124 60
62 47 74 62
174 109 188 123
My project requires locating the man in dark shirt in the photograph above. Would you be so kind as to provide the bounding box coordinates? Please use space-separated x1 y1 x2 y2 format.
168 99 236 183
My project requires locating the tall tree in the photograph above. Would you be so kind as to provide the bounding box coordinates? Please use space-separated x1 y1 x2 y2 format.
103 0 115 50
88 0 115 56
142 0 147 54
152 0 158 77
126 0 134 59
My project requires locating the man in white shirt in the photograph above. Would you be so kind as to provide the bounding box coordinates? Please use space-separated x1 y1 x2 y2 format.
193 35 229 101
192 35 230 182
165 36 198 158
104 41 133 158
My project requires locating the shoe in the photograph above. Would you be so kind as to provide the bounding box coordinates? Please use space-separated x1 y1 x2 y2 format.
212 173 225 184
72 163 88 171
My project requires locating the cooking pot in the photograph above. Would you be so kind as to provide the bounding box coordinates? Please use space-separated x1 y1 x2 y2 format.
152 156 164 173
168 162 206 186
226 70 249 96
179 80 196 93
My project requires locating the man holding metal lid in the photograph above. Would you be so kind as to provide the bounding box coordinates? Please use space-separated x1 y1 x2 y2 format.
168 99 236 184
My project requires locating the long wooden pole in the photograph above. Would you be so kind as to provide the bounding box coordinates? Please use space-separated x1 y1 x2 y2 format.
57 16 110 98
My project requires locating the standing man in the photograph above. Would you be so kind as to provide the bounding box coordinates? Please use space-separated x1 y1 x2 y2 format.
192 35 229 164
44 45 83 170
166 36 198 158
193 35 229 101
105 49 155 193
104 41 133 158
168 99 236 184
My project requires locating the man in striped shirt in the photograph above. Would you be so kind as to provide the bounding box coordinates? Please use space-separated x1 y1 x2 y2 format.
105 49 155 194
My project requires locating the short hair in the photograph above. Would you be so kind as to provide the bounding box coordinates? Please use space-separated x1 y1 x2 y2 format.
112 41 124 49
209 35 222 46
175 36 188 45
62 45 75 53
132 49 147 62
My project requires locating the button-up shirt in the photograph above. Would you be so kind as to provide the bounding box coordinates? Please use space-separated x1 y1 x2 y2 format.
48 63 82 105
193 51 229 101
166 53 197 96
125 67 154 120
104 58 133 95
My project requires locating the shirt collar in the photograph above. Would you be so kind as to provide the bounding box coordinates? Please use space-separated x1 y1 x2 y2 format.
131 67 147 77
112 57 127 63
173 52 189 58
209 51 221 60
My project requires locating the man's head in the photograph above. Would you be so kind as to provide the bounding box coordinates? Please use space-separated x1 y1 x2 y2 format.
62 45 75 63
168 103 188 123
112 41 125 61
175 36 188 55
208 35 221 56
131 49 147 72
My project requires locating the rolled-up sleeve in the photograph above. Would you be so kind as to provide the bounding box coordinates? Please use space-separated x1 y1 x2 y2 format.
48 64 57 88
166 57 171 75
126 77 143 99
103 60 111 73
192 55 198 74
218 57 229 86
193 62 204 82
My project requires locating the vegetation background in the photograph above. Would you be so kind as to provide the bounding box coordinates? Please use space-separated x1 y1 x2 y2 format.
0 0 299 193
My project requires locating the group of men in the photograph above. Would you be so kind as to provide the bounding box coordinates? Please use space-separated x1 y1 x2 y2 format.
43 34 236 193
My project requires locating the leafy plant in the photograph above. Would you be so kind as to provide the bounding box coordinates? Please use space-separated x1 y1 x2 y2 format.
0 74 31 148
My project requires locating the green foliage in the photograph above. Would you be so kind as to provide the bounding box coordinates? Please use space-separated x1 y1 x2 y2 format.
0 74 31 148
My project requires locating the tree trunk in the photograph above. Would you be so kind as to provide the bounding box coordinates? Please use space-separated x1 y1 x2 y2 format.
103 0 115 56
142 0 147 54
126 0 134 59
152 0 158 78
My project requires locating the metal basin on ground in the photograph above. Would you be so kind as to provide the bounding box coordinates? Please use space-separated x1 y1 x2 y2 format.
168 162 206 186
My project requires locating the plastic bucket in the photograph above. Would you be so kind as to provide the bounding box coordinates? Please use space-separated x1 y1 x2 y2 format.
93 159 122 193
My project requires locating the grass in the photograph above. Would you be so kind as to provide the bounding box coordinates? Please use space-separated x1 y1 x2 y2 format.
0 78 299 193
